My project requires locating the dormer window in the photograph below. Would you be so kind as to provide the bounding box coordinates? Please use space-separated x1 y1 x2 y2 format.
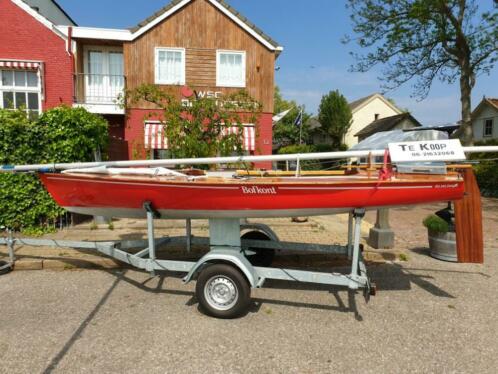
155 47 185 85
216 50 246 88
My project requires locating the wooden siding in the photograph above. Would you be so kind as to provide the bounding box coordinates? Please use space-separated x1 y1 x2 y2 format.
74 41 84 103
186 48 216 87
123 0 275 113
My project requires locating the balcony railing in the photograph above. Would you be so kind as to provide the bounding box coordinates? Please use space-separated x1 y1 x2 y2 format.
73 73 125 105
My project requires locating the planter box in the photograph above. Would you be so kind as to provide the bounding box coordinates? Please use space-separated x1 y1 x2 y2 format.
428 230 457 262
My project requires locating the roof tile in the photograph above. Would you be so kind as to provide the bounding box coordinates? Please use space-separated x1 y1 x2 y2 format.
355 113 422 137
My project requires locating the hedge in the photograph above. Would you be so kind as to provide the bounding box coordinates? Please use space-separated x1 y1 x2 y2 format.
0 107 108 232
469 139 498 198
278 144 321 171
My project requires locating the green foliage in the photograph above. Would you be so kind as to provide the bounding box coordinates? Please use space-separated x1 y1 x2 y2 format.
313 143 336 153
344 0 497 145
128 84 261 160
273 86 312 148
398 253 409 262
345 0 497 96
0 107 108 231
278 144 321 170
35 106 109 163
469 139 498 197
278 144 315 154
318 90 352 149
423 215 449 234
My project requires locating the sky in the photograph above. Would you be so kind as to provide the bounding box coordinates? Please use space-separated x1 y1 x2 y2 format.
58 0 497 125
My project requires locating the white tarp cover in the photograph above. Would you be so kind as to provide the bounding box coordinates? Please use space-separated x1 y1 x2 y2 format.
350 129 449 172
350 129 448 151
62 167 187 177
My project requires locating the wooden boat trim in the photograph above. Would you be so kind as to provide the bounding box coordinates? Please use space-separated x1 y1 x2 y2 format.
47 171 462 186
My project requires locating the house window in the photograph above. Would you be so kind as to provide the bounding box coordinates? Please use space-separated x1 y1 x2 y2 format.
216 50 246 87
483 119 493 137
155 48 185 85
0 69 41 117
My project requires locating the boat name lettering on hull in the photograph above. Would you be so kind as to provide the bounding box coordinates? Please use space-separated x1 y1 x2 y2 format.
241 186 277 194
435 183 459 188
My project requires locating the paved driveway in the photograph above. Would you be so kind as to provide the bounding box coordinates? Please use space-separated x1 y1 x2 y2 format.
1 201 497 373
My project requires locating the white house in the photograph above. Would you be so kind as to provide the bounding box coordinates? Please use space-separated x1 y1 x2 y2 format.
471 97 498 142
345 93 403 148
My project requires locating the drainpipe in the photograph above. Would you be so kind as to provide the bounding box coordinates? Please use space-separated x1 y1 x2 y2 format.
68 26 76 103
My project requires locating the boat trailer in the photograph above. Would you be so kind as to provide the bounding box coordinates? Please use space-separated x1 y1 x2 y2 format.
0 205 374 318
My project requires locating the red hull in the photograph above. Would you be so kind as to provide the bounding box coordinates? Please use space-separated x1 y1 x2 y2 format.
39 173 465 219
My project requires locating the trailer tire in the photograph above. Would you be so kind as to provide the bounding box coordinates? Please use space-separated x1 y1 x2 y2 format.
241 231 275 267
196 263 251 319
0 260 12 276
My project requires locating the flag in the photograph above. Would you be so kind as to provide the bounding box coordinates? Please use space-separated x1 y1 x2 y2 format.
272 108 292 125
293 109 303 127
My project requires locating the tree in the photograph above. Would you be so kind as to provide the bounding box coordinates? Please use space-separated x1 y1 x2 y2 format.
318 90 352 149
273 86 312 148
128 84 261 160
344 0 498 145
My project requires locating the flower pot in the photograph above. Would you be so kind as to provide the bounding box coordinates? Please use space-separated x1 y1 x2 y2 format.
427 230 457 262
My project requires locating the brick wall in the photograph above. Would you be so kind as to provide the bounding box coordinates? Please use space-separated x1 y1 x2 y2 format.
0 0 73 110
254 113 273 169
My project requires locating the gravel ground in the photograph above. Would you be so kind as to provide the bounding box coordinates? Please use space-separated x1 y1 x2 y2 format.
0 200 497 374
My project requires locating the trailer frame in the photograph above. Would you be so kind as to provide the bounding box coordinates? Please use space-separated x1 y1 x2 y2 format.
0 205 373 318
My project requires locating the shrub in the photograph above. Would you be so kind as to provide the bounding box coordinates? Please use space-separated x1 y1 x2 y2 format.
35 106 108 163
423 215 450 233
278 144 321 170
469 139 498 197
312 143 349 169
0 107 108 232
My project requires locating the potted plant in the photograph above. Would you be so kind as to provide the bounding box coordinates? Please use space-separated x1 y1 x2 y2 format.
423 207 457 262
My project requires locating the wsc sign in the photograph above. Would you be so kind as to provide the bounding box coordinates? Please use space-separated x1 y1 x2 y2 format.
388 139 466 162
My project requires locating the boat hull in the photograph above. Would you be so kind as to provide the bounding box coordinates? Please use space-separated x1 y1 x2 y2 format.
39 173 465 219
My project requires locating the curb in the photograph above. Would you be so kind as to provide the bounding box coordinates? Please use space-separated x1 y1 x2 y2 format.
11 257 124 271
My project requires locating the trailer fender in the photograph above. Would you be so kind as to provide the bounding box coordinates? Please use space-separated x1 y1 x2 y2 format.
240 223 279 242
183 249 259 288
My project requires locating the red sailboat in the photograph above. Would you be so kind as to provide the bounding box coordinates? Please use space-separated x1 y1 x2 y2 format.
39 166 465 219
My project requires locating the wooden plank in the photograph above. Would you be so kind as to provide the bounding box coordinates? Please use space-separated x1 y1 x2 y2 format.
235 170 349 176
454 167 483 263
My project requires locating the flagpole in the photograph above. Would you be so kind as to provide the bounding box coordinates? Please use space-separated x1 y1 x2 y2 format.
296 107 303 177
298 107 303 145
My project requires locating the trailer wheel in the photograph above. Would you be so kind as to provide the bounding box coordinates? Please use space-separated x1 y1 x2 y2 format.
196 263 251 319
241 231 275 267
0 260 12 276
